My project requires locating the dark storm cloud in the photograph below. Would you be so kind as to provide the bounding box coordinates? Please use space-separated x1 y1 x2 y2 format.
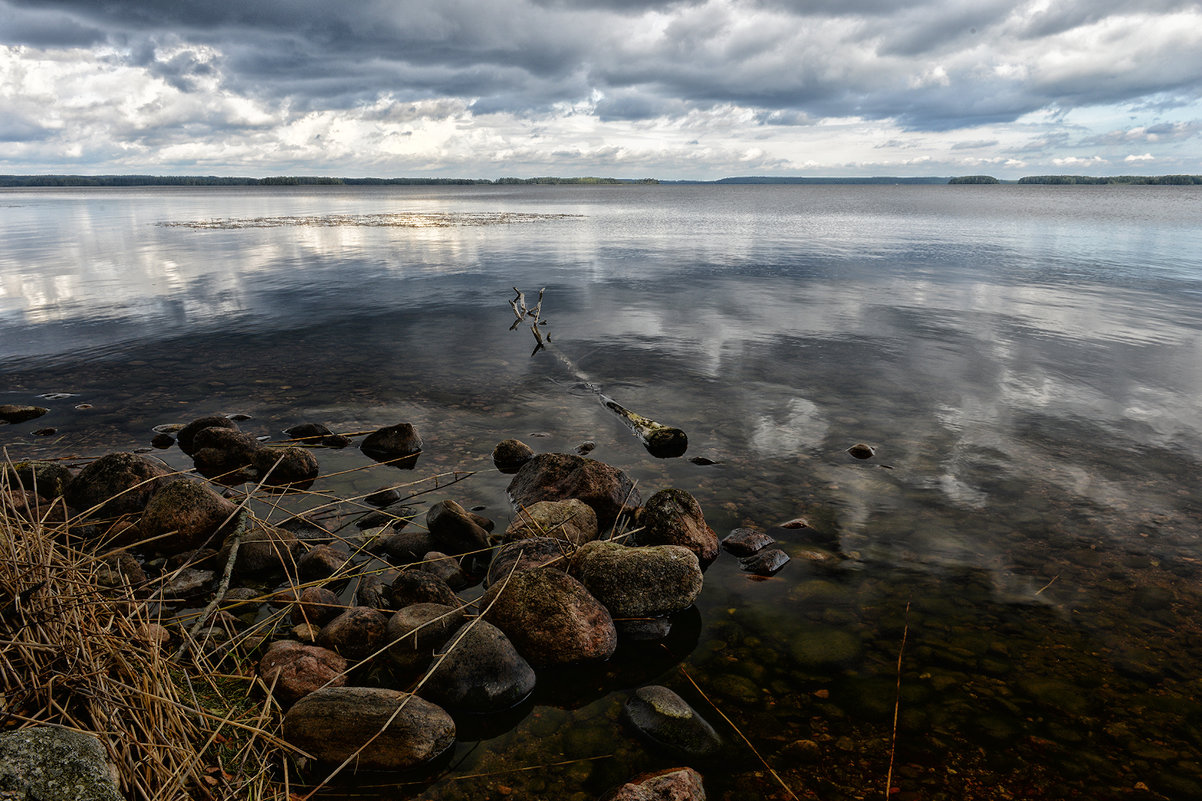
3 0 1202 135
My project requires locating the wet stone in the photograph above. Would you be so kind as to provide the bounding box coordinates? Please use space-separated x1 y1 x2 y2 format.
317 606 390 662
419 619 537 714
0 404 49 424
391 570 462 608
603 767 706 801
258 640 348 703
493 438 535 474
176 416 239 456
623 685 722 759
739 547 790 576
721 527 775 556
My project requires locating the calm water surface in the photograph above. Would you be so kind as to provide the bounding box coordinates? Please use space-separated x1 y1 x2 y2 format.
3 184 1202 800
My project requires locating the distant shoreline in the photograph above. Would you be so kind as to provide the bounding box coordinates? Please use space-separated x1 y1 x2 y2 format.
2 173 1200 188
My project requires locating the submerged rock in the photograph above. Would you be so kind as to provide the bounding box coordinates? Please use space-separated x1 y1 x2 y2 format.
570 540 703 619
0 404 49 424
283 687 455 770
623 685 721 759
637 489 719 567
258 640 347 703
506 453 640 527
847 443 875 460
482 568 617 666
739 547 790 576
64 452 171 519
604 767 707 801
420 620 536 714
504 498 598 546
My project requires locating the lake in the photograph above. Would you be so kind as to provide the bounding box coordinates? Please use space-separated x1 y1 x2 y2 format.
3 183 1202 800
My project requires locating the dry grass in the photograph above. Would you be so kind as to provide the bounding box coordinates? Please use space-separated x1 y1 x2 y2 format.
0 466 303 801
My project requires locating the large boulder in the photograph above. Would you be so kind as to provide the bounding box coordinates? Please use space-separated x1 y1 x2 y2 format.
504 498 598 546
420 620 536 714
482 568 617 666
506 453 640 527
569 541 703 619
360 422 423 467
636 489 719 567
603 767 707 801
0 726 122 801
282 687 455 771
426 500 490 555
64 452 171 519
258 640 347 703
138 479 239 553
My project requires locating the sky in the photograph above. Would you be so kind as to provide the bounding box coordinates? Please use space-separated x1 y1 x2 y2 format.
1 0 1201 180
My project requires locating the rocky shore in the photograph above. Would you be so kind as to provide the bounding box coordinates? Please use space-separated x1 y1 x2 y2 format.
0 413 818 800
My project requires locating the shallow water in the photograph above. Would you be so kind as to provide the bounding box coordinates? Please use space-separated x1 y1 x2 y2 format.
3 184 1202 799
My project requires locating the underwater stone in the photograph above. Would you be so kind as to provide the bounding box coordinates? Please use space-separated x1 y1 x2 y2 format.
623 685 721 759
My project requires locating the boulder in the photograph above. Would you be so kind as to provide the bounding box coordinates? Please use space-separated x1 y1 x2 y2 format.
486 537 571 587
482 568 617 666
258 640 348 703
296 545 350 582
64 452 171 519
391 571 461 609
138 478 239 553
176 416 239 456
623 686 721 759
0 726 122 801
354 572 398 611
604 767 707 801
317 606 390 662
283 687 455 770
426 499 490 555
254 446 319 490
386 602 466 672
420 552 474 591
637 489 719 567
570 541 702 619
505 498 598 546
506 453 640 527
492 439 534 474
360 422 423 467
382 529 436 564
420 620 536 714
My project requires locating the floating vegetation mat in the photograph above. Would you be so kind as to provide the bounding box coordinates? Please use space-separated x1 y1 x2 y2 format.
159 212 583 230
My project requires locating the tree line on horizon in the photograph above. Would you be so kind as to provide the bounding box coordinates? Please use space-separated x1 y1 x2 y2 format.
951 174 1202 185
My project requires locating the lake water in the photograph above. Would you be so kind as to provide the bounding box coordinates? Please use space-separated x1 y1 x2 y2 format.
3 184 1202 800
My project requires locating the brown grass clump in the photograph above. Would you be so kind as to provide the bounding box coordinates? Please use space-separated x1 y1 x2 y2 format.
0 468 294 801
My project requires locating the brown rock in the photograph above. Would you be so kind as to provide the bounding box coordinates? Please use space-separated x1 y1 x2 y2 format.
637 489 718 567
506 453 640 527
176 416 239 456
603 767 706 801
570 541 703 619
360 422 423 467
317 606 390 662
426 499 490 555
64 452 171 519
289 586 343 627
221 525 299 577
386 602 466 672
282 687 454 770
254 446 319 490
258 640 347 703
482 568 616 666
0 404 49 424
138 479 239 553
492 438 534 474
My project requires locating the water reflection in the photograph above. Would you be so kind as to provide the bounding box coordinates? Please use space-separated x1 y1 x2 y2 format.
3 185 1202 798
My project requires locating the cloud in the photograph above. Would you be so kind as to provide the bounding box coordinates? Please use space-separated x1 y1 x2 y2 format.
1124 153 1154 162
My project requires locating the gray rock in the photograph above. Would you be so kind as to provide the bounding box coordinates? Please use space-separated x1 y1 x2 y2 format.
360 422 423 467
283 687 454 770
386 602 466 673
739 547 790 576
604 767 707 801
570 541 703 619
482 568 617 666
420 620 536 714
220 525 299 577
486 537 571 587
2 460 72 497
504 498 599 546
354 571 398 611
623 685 721 759
191 427 262 482
420 551 474 591
0 726 122 801
506 453 640 527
